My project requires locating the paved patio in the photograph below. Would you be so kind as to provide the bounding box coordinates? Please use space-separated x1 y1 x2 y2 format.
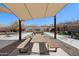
8 33 69 56
1 32 78 56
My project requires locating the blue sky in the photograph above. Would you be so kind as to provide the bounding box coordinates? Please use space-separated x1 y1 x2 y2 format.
0 3 79 26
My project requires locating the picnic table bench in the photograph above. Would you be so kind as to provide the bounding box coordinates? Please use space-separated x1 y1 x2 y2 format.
17 37 32 53
47 41 59 52
44 37 59 52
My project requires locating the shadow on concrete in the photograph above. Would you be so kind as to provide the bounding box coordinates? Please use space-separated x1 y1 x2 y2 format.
9 43 33 56
39 42 49 55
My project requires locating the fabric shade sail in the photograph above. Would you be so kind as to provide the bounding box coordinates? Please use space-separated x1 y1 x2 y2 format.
3 3 67 20
0 7 12 13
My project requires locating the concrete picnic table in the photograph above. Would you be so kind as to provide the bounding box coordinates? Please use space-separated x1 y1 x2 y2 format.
30 34 59 52
30 34 48 53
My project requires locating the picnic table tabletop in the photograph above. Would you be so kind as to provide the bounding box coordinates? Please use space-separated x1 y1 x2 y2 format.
30 34 47 43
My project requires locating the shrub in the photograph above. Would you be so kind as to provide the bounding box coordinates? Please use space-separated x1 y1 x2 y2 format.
75 32 79 39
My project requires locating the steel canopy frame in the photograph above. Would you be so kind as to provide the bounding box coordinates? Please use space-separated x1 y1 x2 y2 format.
54 16 56 39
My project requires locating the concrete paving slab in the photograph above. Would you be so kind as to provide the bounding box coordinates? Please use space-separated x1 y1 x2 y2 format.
49 48 69 56
0 40 16 48
0 32 33 40
31 43 39 54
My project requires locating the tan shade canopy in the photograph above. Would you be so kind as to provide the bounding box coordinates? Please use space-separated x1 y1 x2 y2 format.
0 7 12 13
3 3 67 20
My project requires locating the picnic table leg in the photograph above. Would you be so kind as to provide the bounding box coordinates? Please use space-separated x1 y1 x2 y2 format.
19 49 28 53
19 49 22 53
54 48 57 52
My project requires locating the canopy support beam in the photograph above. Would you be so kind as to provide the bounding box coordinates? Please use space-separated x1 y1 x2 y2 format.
19 20 22 41
54 15 56 39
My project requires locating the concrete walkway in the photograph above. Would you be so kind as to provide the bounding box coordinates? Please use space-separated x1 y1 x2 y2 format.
0 32 33 40
0 32 69 56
